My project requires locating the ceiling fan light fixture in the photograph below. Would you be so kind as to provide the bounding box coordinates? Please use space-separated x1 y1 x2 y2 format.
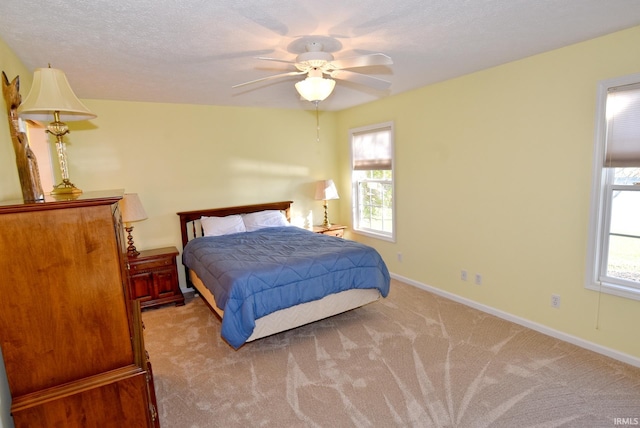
234 37 392 105
295 76 336 102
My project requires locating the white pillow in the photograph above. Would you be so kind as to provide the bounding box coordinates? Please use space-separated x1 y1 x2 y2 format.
200 215 246 236
242 210 289 232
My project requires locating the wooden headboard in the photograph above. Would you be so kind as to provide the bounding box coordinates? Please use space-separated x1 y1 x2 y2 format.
176 200 293 250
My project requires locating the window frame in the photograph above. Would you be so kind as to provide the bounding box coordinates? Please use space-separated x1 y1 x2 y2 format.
349 121 396 242
585 72 640 300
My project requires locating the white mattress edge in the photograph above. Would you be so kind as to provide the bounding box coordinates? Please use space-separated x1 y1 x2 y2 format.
189 270 381 342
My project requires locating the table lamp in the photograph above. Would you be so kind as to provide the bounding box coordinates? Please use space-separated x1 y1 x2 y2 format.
17 65 96 195
315 179 339 228
119 193 148 257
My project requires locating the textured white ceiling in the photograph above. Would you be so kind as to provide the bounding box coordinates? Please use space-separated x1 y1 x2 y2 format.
1 0 639 111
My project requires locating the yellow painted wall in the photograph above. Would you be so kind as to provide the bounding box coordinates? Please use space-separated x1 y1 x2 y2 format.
71 100 338 261
337 26 640 359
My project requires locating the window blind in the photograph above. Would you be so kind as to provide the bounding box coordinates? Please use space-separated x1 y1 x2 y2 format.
605 83 640 167
352 127 392 170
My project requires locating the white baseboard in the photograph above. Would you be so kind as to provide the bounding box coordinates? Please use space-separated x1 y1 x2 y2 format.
391 273 640 369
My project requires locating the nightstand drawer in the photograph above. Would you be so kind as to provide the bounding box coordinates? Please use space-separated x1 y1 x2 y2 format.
313 225 346 238
126 246 184 309
322 228 344 238
129 257 173 273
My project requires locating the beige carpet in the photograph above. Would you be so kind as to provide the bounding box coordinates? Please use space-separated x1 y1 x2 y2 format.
142 280 640 427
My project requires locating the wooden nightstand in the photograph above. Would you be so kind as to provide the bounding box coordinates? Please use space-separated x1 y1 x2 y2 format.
127 246 185 309
313 224 347 238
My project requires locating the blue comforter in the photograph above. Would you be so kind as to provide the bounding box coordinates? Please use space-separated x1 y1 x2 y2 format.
182 226 390 348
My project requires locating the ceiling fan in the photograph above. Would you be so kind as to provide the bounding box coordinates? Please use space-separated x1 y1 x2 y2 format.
232 40 393 103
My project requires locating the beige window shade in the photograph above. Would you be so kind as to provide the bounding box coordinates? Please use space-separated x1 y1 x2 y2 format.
605 83 640 167
352 127 392 170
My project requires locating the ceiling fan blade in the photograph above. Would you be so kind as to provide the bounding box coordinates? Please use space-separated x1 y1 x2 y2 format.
330 70 391 90
232 71 306 88
256 56 297 65
329 53 393 70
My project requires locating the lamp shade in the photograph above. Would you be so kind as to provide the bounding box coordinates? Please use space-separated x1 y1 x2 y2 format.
315 179 340 201
17 67 96 122
295 76 336 102
120 193 148 224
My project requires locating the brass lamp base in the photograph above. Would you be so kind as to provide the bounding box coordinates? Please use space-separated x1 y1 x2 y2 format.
48 115 82 196
51 179 82 195
321 200 331 228
125 225 140 257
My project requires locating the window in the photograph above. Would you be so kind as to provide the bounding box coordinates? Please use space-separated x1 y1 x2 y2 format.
586 74 640 300
350 122 395 241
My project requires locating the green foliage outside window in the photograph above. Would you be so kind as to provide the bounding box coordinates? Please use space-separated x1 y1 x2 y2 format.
355 170 393 233
607 167 640 284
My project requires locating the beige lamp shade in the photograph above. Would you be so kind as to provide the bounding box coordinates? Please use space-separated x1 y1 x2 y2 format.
120 193 148 224
17 67 96 122
315 179 340 201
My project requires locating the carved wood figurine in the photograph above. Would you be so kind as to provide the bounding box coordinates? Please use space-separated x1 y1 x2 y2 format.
2 71 45 202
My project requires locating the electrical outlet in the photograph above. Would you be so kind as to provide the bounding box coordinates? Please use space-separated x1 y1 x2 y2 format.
551 294 561 308
475 273 482 285
397 252 403 262
461 270 468 281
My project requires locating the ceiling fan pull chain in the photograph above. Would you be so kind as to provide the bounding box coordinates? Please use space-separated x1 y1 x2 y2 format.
315 101 320 142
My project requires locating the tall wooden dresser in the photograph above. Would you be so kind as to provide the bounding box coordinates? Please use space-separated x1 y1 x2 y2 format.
0 190 159 427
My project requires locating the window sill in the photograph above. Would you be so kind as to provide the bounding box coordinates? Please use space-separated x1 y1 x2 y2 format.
353 228 396 243
585 281 640 301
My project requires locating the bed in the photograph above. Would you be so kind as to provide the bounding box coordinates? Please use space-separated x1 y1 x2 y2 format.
177 201 390 349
